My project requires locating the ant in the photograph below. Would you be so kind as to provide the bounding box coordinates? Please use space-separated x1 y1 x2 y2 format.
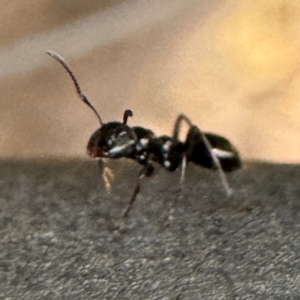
47 51 242 218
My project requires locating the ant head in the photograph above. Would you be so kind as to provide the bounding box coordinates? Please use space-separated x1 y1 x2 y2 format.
87 122 137 158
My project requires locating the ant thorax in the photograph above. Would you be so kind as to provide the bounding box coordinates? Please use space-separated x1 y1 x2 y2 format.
148 136 185 171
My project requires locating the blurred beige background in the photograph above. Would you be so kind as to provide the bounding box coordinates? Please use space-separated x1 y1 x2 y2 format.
1 0 300 162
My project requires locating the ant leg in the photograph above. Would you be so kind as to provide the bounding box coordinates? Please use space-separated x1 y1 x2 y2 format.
188 128 233 196
180 155 187 187
123 163 154 218
172 114 193 140
174 114 233 196
98 159 114 193
204 138 233 196
172 114 192 187
173 114 233 195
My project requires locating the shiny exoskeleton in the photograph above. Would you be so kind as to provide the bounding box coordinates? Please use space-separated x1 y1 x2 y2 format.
47 51 242 218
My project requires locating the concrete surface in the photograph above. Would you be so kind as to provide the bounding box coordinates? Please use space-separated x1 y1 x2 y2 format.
1 158 300 299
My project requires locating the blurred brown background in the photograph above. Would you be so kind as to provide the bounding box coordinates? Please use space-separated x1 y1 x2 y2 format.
1 0 300 162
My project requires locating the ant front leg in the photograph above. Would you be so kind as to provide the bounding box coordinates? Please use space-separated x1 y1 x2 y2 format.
98 159 114 193
123 162 154 218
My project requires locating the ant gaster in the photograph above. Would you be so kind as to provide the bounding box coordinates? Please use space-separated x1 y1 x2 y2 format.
47 51 242 218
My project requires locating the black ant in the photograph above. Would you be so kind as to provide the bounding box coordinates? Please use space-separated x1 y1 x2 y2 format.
47 51 242 218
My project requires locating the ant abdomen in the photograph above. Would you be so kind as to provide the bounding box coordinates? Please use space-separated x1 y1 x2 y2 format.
185 126 242 172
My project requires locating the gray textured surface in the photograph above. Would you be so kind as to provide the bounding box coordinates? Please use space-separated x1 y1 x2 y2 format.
1 159 300 299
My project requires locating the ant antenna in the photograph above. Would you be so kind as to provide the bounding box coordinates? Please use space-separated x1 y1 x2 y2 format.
47 51 103 126
123 109 133 125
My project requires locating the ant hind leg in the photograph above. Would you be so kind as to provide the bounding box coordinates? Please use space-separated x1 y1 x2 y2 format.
172 114 193 140
173 115 234 196
186 127 233 196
